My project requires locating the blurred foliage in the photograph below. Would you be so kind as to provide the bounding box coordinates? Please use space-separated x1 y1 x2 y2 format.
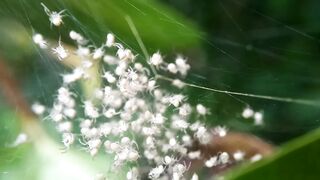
0 109 123 180
0 109 21 147
0 109 34 179
162 0 320 143
0 0 200 55
226 127 320 180
1 0 320 179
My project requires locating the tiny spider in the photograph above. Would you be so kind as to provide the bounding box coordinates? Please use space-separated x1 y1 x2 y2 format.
41 3 66 26
52 39 68 60
61 133 75 151
148 165 165 179
172 162 191 178
162 155 178 165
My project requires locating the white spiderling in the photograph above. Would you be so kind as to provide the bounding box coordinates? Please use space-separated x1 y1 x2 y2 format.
41 3 66 27
62 133 74 149
169 94 185 107
213 126 228 137
250 154 263 162
69 30 87 45
31 102 46 115
242 107 254 119
148 165 164 179
33 33 48 49
84 101 99 119
77 46 91 56
149 52 163 67
205 156 218 168
117 48 135 61
175 56 190 76
233 150 245 161
242 107 264 126
93 46 105 60
254 111 264 126
172 79 185 89
106 33 115 47
219 152 230 164
172 163 189 179
196 104 208 115
57 121 72 132
127 167 139 180
191 173 199 180
167 63 178 74
188 150 201 159
10 133 28 147
52 40 68 60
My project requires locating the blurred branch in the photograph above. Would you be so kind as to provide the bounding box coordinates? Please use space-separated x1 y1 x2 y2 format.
0 56 34 119
188 131 274 178
0 55 48 144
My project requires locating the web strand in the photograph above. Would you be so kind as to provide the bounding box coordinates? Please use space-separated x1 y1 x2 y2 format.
124 12 320 108
125 15 158 76
156 75 320 107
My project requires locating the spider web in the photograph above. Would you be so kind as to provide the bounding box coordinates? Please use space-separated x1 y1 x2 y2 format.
8 0 320 144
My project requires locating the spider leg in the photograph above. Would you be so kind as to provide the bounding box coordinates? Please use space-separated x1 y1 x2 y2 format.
41 3 51 16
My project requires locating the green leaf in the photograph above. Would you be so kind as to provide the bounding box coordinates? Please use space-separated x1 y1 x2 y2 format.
0 109 21 147
0 0 201 53
0 145 31 171
226 128 320 180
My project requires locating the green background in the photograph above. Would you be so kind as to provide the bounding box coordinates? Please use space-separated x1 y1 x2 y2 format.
1 0 320 179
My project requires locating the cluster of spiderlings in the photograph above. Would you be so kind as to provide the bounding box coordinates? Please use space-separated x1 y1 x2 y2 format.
32 4 232 180
242 107 264 126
